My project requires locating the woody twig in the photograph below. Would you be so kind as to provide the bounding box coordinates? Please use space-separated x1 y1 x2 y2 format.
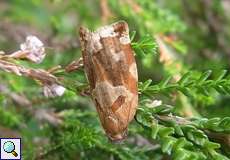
100 0 112 24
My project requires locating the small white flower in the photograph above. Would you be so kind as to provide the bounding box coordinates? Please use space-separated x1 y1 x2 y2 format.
148 100 162 108
43 84 66 98
20 35 45 63
10 35 46 63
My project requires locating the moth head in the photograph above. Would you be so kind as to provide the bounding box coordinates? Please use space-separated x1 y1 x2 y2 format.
103 116 128 142
108 129 128 143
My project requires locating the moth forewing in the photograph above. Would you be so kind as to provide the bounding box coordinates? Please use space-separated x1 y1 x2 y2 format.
79 21 138 141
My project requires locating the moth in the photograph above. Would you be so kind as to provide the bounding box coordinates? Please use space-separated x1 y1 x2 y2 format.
79 21 138 141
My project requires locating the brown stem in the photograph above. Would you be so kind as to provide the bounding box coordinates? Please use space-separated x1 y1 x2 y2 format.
205 131 230 149
100 0 112 24
65 57 83 72
0 59 58 85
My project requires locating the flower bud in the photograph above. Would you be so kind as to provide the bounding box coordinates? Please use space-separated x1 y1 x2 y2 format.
43 84 66 98
10 35 46 63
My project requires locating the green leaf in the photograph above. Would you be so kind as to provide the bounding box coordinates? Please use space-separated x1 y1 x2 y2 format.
139 79 152 91
178 72 192 85
197 70 212 84
219 117 230 131
173 149 188 160
159 127 174 137
151 104 173 114
161 137 174 154
215 85 228 95
204 141 220 150
179 88 193 98
159 76 172 88
215 70 228 81
132 35 157 55
130 31 137 42
151 123 159 139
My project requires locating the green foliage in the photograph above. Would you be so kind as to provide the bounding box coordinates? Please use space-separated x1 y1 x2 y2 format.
0 107 21 128
38 110 149 160
191 117 230 133
132 34 158 56
136 102 230 160
139 70 230 99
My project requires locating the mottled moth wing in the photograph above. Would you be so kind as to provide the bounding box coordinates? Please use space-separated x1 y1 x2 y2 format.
79 21 138 141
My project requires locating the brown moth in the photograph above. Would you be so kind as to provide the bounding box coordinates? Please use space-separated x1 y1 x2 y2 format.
79 21 138 141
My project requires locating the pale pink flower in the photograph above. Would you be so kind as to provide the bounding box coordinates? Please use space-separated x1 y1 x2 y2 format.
148 100 162 108
10 35 46 63
43 84 66 98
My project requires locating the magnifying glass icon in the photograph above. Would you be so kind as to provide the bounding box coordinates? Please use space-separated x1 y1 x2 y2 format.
3 141 18 157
